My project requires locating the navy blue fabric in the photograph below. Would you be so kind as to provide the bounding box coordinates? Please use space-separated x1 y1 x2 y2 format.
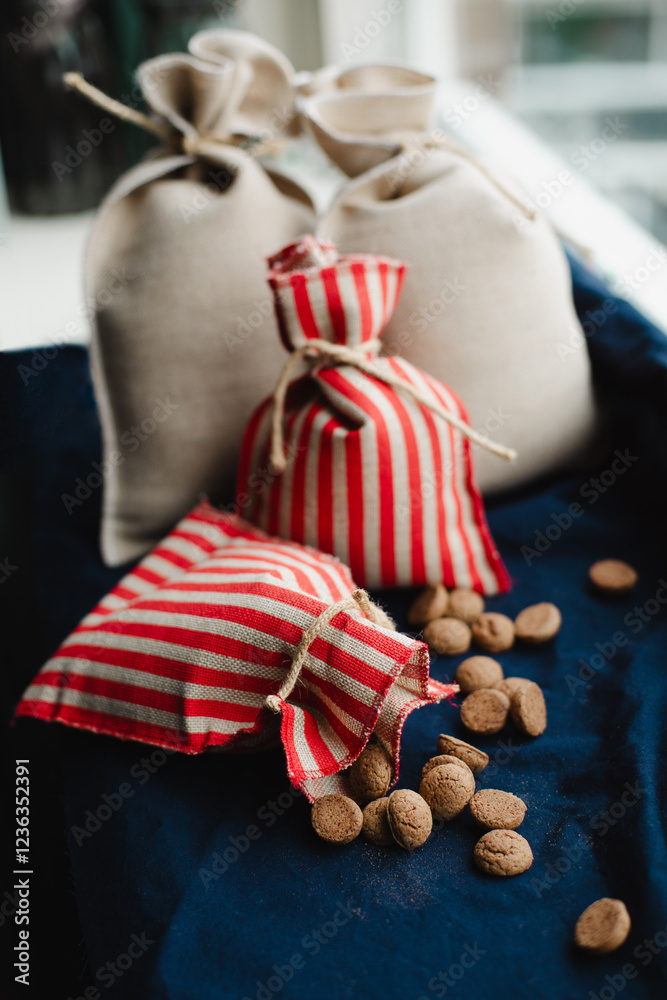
4 254 667 1000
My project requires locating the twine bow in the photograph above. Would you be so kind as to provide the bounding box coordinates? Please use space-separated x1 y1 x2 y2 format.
265 589 395 715
270 338 517 474
62 72 284 158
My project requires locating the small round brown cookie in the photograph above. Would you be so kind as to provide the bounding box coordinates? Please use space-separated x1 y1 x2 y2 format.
495 676 531 701
311 794 363 844
423 617 471 656
460 688 510 735
420 762 476 821
589 559 638 595
421 754 474 781
509 681 547 737
386 789 433 850
349 741 392 803
362 798 394 846
469 789 527 830
473 829 533 876
574 898 631 954
407 583 449 626
436 734 490 774
456 655 504 694
447 588 485 623
514 603 562 644
471 613 515 653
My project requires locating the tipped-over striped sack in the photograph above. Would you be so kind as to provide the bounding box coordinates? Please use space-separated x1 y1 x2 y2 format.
15 502 455 801
236 237 511 594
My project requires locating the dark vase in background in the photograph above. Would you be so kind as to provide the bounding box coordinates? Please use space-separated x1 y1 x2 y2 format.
0 0 242 215
0 0 130 214
143 0 240 57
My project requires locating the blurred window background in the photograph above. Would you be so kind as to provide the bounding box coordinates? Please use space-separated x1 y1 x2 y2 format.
506 0 667 243
1 0 666 230
1 0 665 349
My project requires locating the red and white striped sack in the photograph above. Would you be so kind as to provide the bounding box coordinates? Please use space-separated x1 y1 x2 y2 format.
237 237 511 594
15 502 455 801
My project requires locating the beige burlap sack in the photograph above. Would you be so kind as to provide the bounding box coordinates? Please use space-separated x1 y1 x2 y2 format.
300 65 600 495
80 30 314 565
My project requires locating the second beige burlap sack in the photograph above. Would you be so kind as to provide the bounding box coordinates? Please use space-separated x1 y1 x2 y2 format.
301 65 600 494
85 30 314 565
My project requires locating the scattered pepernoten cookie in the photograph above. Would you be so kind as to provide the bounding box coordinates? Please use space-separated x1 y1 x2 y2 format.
349 741 392 803
311 794 363 844
362 798 395 846
422 754 470 778
509 680 547 737
574 898 631 953
469 789 526 830
460 688 510 735
471 612 515 653
386 789 433 850
514 602 562 644
589 559 638 595
436 734 489 774
456 655 504 694
495 676 532 701
473 829 533 876
419 761 475 821
447 588 485 623
423 617 472 655
407 583 449 626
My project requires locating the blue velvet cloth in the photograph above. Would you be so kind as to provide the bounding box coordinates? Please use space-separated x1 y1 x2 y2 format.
4 253 667 1000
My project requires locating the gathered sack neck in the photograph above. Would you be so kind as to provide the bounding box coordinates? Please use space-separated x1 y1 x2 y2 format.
266 237 518 473
299 63 535 220
64 28 300 161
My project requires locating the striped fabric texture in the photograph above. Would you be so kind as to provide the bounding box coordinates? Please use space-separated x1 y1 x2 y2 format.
16 502 455 801
237 238 510 594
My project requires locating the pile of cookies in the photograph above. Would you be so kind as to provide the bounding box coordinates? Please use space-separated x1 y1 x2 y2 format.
311 735 534 877
410 584 562 656
456 656 547 739
310 561 639 952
